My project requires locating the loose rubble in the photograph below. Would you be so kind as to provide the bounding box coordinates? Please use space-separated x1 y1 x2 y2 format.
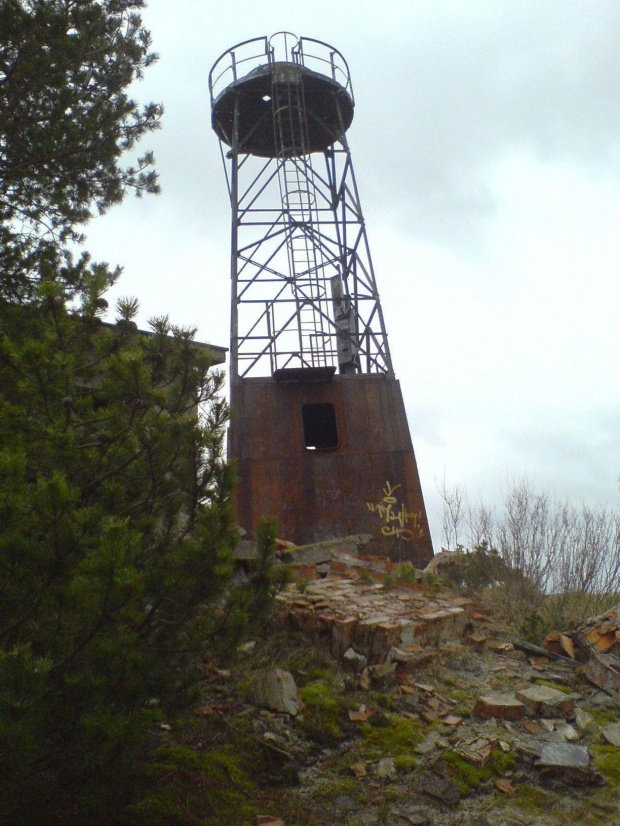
195 545 620 825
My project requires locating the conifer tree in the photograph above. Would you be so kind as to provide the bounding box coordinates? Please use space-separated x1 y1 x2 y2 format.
0 3 236 821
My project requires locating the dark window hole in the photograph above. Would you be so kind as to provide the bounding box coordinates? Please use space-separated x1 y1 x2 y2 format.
302 403 338 450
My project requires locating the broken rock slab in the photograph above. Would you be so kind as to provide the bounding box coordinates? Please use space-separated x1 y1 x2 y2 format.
418 773 461 806
253 668 299 716
601 721 620 747
575 708 597 735
555 722 580 742
474 694 525 720
455 736 499 767
288 534 373 566
343 647 367 673
516 685 575 717
392 806 431 826
536 743 602 785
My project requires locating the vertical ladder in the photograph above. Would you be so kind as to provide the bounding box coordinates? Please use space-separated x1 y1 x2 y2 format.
272 74 331 367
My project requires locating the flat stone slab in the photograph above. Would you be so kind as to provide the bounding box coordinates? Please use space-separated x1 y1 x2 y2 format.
601 722 620 747
535 742 605 785
555 723 580 742
418 773 461 806
289 534 373 565
575 708 596 733
537 742 590 769
516 684 575 717
474 694 525 720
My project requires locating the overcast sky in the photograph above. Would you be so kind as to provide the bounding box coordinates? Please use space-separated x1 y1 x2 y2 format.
84 0 620 548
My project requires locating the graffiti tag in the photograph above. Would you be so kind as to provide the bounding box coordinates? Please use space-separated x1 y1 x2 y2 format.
366 481 424 541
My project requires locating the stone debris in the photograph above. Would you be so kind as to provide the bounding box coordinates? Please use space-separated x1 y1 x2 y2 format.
466 632 487 652
279 534 373 568
582 645 620 700
275 572 472 667
555 722 580 742
418 773 461 806
224 548 619 824
601 721 620 747
421 549 464 575
343 647 367 673
376 757 397 778
494 777 517 795
392 806 432 826
415 732 440 755
474 694 525 720
515 685 576 717
538 604 620 702
252 668 299 716
348 704 373 722
536 742 602 785
582 605 620 655
454 735 498 767
349 761 367 778
574 708 596 734
543 632 577 660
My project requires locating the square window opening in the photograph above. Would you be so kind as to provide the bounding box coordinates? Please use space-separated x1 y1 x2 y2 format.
302 403 338 450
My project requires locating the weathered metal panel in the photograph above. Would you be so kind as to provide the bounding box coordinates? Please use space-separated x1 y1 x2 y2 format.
230 374 433 566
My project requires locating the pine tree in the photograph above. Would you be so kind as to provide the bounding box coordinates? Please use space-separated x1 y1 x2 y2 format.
0 3 237 821
0 0 162 300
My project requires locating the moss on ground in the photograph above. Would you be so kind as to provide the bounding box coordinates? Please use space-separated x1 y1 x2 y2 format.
299 681 348 745
138 745 256 826
534 679 573 694
444 687 474 717
511 784 553 815
585 707 618 727
441 748 516 795
592 745 620 788
358 714 425 760
393 754 418 772
370 691 397 711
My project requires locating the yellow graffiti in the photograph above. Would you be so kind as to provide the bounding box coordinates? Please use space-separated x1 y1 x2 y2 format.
366 481 425 541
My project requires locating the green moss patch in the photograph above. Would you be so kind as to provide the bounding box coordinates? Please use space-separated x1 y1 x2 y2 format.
358 714 425 761
441 748 516 796
140 745 256 825
393 754 418 772
592 745 620 788
511 784 553 815
585 707 618 727
299 681 348 745
441 751 487 795
534 679 573 694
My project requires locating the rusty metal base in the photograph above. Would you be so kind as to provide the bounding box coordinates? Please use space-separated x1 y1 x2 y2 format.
229 373 433 566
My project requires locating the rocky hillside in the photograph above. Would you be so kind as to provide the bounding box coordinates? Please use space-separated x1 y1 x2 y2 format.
157 544 620 826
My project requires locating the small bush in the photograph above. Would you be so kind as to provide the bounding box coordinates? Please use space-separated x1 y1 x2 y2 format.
396 562 419 585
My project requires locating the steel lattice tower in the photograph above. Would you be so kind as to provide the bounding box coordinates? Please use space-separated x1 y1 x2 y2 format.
210 34 433 563
210 33 394 379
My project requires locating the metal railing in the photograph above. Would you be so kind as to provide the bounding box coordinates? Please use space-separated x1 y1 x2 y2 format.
209 32 353 106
